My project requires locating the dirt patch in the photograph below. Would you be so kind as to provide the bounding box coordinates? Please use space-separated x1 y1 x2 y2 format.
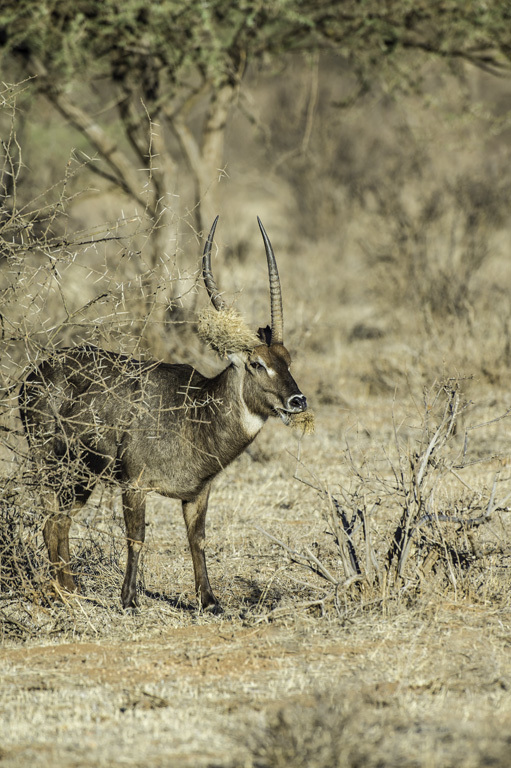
1 625 302 686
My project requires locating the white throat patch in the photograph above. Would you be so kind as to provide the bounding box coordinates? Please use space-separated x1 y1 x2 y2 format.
237 368 265 437
240 405 265 437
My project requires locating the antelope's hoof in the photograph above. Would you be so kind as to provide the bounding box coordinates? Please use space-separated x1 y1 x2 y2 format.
50 577 80 602
201 601 223 615
121 595 140 613
121 593 140 614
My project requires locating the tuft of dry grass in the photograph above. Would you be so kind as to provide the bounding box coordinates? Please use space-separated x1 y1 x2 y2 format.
197 306 260 355
288 409 315 435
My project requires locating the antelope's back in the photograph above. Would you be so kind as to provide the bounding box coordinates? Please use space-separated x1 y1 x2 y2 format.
19 347 186 458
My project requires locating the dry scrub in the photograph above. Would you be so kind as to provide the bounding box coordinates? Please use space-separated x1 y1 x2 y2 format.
254 377 511 625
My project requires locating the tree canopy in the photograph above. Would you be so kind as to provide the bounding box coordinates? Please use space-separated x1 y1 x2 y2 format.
2 1 510 82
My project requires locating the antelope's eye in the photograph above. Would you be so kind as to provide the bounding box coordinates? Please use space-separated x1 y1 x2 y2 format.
250 361 264 371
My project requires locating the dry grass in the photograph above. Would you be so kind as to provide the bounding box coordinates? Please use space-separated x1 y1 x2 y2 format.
2 382 511 767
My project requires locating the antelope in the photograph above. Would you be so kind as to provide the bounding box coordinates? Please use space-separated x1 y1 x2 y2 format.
19 217 308 611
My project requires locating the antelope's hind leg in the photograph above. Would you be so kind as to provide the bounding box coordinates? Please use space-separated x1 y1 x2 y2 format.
42 490 80 595
182 483 220 613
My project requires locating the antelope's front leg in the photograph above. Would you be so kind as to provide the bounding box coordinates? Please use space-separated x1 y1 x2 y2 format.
182 483 219 612
121 488 146 609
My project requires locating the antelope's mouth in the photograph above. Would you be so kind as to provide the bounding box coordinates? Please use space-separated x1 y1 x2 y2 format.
275 395 308 425
275 408 305 425
275 408 292 425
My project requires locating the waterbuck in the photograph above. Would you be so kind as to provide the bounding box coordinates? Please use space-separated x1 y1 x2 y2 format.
19 217 308 611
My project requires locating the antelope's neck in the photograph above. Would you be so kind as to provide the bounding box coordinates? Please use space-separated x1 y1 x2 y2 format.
215 363 266 441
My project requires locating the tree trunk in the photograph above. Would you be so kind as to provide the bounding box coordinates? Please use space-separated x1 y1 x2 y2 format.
170 81 236 236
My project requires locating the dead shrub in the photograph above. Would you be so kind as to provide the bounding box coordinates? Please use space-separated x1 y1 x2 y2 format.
0 491 48 601
364 182 491 326
253 694 354 768
260 378 511 618
253 690 511 768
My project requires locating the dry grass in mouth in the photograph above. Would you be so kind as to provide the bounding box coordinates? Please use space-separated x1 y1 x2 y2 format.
288 409 315 434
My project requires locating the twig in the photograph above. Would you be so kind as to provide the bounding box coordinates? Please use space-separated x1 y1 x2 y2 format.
255 525 339 586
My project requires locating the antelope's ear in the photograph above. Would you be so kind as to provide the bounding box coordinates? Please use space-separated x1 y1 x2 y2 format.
227 351 249 367
257 326 272 346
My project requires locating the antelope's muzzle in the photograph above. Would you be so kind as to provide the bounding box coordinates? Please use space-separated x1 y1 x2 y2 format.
287 394 307 413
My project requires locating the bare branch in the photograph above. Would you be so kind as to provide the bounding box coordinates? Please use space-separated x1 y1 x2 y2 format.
27 57 152 213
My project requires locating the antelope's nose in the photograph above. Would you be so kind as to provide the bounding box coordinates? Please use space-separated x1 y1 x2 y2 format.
287 394 307 412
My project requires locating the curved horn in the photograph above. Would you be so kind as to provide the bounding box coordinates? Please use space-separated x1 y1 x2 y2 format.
202 216 225 311
257 216 283 345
